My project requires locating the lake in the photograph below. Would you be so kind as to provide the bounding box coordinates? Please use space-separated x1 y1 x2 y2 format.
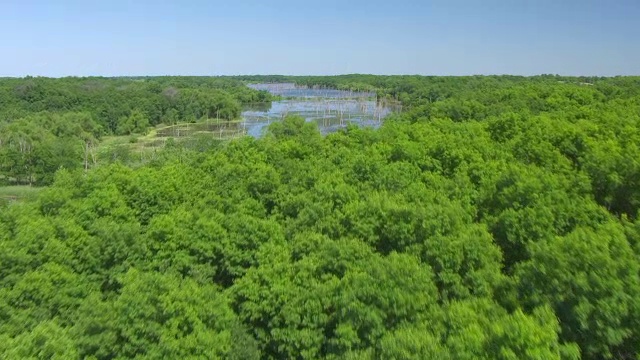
241 83 397 137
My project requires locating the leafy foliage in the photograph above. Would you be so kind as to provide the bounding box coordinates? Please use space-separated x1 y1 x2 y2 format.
1 75 640 359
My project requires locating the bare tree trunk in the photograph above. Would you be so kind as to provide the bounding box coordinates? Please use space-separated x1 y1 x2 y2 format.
90 143 97 166
84 141 89 172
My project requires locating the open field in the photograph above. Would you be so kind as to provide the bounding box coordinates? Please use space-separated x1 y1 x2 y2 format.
96 119 246 163
0 185 43 203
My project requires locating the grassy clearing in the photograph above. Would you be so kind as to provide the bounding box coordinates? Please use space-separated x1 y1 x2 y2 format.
92 120 246 167
97 120 246 157
0 185 43 202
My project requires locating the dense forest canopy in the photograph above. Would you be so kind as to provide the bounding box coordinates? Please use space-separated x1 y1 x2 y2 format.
1 75 640 359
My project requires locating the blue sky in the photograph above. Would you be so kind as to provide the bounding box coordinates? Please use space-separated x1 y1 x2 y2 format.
1 0 638 76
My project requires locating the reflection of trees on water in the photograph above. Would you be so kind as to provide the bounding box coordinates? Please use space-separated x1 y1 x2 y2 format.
248 83 377 99
243 102 273 113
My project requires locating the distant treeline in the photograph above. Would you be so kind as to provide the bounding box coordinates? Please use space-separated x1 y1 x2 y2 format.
237 74 640 106
0 76 273 133
0 77 273 185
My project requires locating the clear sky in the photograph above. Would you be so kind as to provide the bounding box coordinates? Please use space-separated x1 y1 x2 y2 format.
1 0 638 76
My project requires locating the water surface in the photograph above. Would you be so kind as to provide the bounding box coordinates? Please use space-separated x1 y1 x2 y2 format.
242 83 396 137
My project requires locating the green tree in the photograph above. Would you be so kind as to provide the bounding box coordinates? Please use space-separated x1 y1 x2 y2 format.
515 222 640 358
